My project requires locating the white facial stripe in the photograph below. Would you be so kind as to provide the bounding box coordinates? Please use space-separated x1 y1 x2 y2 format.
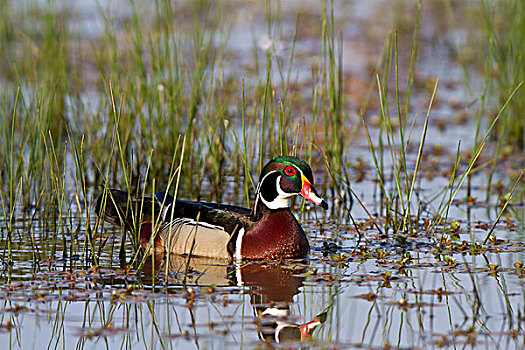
253 170 273 210
296 167 304 179
253 181 263 213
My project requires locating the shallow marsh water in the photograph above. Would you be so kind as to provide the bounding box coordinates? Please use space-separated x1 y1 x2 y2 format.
2 166 524 349
1 0 524 349
2 212 525 349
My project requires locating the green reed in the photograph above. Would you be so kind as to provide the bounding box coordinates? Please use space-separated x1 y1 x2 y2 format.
357 0 524 242
358 0 423 235
484 0 525 149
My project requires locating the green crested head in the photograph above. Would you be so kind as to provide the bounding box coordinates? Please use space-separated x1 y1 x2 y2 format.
260 156 314 184
254 156 328 213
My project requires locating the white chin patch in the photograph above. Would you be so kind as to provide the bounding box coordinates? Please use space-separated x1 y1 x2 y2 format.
260 176 294 209
261 194 291 209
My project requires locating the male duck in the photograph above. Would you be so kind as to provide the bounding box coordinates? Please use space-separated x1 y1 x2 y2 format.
95 156 328 260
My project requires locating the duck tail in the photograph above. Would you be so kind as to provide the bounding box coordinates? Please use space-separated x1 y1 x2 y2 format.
95 189 160 231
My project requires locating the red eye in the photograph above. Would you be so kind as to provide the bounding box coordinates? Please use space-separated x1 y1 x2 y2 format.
284 166 296 176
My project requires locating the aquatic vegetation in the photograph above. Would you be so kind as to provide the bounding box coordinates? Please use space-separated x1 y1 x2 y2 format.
0 0 523 349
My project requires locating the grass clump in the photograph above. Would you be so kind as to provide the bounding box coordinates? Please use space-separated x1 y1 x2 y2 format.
484 0 525 149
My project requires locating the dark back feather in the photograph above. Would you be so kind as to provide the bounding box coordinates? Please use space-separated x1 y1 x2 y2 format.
96 189 253 236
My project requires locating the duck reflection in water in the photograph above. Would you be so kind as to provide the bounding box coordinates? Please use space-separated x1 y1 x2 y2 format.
142 254 327 344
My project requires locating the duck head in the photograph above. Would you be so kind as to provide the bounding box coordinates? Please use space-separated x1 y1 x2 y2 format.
252 156 328 218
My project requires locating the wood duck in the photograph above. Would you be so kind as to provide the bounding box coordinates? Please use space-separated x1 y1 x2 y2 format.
95 156 328 260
